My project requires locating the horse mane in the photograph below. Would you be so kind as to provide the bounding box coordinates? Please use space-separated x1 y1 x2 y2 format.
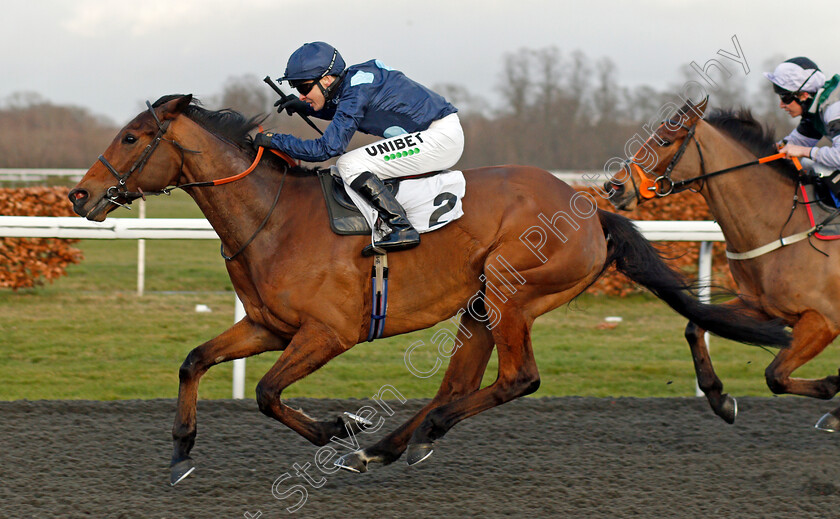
704 108 798 180
151 94 316 175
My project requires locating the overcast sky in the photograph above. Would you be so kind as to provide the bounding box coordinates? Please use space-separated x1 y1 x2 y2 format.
2 0 837 124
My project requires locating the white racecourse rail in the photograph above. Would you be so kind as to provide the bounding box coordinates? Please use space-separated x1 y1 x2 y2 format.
0 216 724 398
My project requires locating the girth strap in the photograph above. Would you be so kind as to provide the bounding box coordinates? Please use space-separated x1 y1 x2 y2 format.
726 205 840 260
725 228 816 260
367 254 389 341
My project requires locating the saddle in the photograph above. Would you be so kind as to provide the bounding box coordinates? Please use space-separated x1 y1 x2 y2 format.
800 183 840 240
317 169 455 236
317 170 396 235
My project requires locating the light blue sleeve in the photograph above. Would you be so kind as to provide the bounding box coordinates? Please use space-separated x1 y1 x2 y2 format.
783 128 820 147
812 102 840 169
813 134 840 169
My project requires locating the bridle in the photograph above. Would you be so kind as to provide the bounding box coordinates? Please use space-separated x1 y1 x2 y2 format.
620 118 706 203
95 100 295 261
97 101 200 208
623 117 801 203
652 120 706 196
617 116 825 261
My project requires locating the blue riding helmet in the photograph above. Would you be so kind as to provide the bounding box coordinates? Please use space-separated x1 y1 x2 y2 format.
278 42 346 84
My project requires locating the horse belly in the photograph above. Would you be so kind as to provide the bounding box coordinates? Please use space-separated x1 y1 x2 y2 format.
379 251 484 336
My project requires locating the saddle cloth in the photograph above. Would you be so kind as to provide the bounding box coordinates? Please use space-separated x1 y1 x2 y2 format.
800 183 840 240
317 167 465 238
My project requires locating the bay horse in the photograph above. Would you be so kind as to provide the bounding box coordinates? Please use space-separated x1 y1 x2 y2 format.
606 97 840 430
69 95 790 485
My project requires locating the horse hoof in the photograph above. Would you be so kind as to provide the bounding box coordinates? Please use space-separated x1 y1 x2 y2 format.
405 443 434 466
170 458 195 486
343 411 373 427
716 394 738 424
335 451 368 473
815 412 840 432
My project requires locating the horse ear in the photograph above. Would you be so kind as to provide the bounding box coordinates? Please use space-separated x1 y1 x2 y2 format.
159 94 193 120
678 96 708 123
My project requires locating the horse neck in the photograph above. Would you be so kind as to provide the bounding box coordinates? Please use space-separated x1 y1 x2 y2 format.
690 122 799 251
169 118 300 254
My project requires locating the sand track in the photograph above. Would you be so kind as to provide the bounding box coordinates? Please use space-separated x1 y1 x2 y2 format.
1 397 838 518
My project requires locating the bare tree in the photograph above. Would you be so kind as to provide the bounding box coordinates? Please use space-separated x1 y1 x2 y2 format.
622 84 667 124
0 92 116 168
498 48 534 117
672 63 747 111
592 57 620 125
432 83 490 116
211 74 272 118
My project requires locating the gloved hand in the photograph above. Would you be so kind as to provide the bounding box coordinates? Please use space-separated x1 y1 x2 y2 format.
274 94 309 116
799 168 820 184
253 132 275 149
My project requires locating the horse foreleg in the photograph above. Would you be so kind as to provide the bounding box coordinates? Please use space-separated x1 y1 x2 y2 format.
765 310 840 401
337 314 495 472
405 302 540 466
255 320 357 446
685 321 737 423
171 317 288 485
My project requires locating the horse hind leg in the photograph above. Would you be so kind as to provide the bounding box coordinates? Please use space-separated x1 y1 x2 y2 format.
337 313 495 473
405 300 540 466
171 317 288 485
763 311 840 429
816 398 840 432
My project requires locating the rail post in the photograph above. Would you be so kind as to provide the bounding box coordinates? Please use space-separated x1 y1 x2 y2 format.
232 296 247 399
695 241 713 397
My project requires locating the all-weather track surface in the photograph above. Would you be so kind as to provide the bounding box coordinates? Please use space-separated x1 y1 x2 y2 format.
1 397 838 518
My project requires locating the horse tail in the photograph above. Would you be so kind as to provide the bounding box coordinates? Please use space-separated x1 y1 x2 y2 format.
596 209 790 348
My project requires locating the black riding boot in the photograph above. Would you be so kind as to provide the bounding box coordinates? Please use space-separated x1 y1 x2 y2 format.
350 172 420 256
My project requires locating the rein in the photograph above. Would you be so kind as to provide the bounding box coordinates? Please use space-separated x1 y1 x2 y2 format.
167 142 296 192
657 150 802 195
97 101 297 261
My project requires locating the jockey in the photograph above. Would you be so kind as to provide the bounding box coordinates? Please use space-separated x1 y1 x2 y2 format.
253 41 464 256
763 57 840 195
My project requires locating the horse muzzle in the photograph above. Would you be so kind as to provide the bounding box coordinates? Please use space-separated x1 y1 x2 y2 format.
68 187 114 221
603 180 636 211
604 180 624 199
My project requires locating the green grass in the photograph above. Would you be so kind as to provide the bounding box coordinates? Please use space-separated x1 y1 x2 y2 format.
2 191 838 401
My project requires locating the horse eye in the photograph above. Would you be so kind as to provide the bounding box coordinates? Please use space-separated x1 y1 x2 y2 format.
123 134 138 144
660 140 673 147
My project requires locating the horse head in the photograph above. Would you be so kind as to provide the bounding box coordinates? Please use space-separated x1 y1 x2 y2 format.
606 97 708 210
69 94 194 221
